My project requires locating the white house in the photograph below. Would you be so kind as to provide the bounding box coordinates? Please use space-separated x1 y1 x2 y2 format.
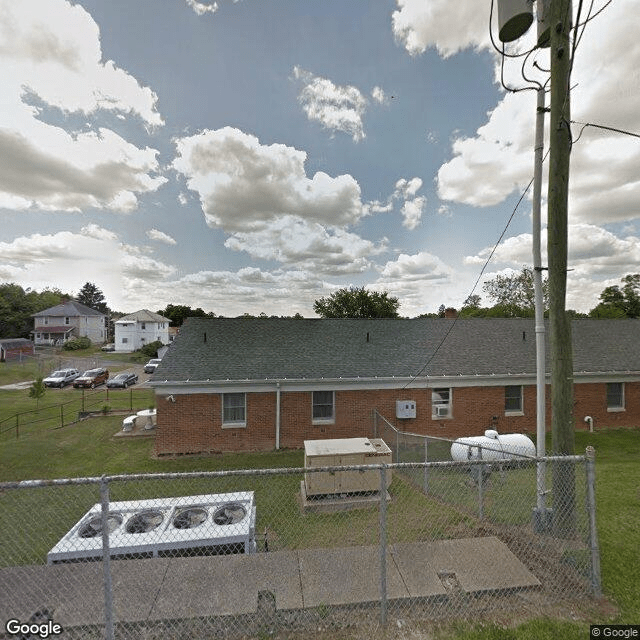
32 300 106 346
114 309 171 352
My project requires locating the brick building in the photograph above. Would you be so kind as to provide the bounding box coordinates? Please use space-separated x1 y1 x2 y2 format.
149 317 640 455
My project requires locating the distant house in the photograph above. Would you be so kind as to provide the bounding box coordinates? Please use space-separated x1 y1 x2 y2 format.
114 309 171 352
32 301 106 346
149 317 640 456
0 338 35 362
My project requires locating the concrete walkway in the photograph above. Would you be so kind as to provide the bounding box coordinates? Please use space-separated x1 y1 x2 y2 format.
0 537 540 629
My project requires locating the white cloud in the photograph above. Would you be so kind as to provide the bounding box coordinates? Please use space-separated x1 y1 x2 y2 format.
185 0 219 15
434 0 640 231
224 216 385 275
371 86 388 104
392 0 490 58
375 251 459 315
400 196 426 230
0 0 166 213
146 229 177 245
0 228 176 310
172 126 382 274
293 67 368 142
173 127 363 231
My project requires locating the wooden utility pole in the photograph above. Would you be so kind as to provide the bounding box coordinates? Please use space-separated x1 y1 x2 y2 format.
547 0 575 535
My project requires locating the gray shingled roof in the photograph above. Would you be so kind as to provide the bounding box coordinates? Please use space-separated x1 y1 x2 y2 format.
32 300 105 317
116 309 170 323
151 317 640 383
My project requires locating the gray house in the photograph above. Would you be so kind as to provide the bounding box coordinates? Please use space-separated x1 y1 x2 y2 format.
32 300 107 346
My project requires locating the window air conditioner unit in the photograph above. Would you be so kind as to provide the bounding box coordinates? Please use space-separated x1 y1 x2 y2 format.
435 406 449 418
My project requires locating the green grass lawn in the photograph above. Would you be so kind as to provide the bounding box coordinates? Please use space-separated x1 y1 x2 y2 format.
0 396 637 637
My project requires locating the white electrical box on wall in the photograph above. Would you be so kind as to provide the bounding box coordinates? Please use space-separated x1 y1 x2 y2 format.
396 400 416 419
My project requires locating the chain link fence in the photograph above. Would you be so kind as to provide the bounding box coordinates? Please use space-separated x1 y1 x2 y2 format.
0 450 600 639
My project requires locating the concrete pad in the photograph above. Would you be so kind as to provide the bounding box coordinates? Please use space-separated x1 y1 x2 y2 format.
297 545 409 607
150 551 303 619
0 562 106 628
389 544 448 599
110 557 170 622
392 538 540 596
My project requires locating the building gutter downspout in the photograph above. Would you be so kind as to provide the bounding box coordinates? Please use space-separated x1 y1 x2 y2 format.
276 381 281 450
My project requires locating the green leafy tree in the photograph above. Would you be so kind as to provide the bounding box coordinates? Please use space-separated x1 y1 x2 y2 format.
140 340 163 358
314 287 400 318
482 267 548 317
28 376 46 408
157 304 212 326
589 274 640 318
0 283 67 338
76 282 108 313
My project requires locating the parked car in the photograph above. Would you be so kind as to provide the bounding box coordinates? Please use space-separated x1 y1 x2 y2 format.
73 368 109 388
101 343 115 352
144 358 162 374
106 372 138 388
43 368 80 388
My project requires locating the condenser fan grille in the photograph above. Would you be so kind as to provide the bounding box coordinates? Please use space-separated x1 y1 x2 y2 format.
78 514 122 538
125 510 164 534
172 507 208 529
213 503 246 525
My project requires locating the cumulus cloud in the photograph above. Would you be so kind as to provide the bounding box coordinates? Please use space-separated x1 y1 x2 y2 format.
433 0 640 230
185 0 218 15
173 127 363 230
392 0 489 58
363 177 426 228
224 216 385 275
371 86 388 104
146 229 177 245
293 67 368 142
172 126 383 274
0 0 166 212
0 228 176 310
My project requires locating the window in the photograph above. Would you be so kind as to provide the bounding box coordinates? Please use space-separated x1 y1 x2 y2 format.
65 317 70 325
141 323 146 330
505 385 523 413
223 393 246 425
44 317 48 325
122 337 128 344
312 391 335 422
607 383 624 411
432 388 451 419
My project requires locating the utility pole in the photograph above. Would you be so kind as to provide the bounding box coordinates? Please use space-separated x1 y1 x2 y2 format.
547 0 575 536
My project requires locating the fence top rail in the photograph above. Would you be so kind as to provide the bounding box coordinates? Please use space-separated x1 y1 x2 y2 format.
0 454 589 490
374 409 539 460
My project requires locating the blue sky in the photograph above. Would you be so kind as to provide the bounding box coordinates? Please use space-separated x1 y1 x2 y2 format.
1 0 638 316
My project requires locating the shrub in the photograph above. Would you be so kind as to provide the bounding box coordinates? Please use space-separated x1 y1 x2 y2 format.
63 337 92 351
140 340 163 358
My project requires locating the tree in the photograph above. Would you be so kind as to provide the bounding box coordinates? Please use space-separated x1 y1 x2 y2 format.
76 282 108 313
590 274 640 318
157 304 212 327
314 287 400 318
0 283 67 338
28 376 46 408
482 267 548 317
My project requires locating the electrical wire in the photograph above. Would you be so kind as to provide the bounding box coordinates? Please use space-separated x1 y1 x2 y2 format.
402 149 551 389
571 120 640 145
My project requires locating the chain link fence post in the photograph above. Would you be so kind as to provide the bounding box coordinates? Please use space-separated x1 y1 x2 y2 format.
585 446 602 596
100 476 114 640
379 464 388 626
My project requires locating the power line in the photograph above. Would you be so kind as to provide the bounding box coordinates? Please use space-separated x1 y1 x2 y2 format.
403 149 550 389
571 120 640 145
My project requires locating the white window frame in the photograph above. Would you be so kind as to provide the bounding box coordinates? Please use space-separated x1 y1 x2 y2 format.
222 393 247 427
432 387 451 419
606 382 625 412
312 390 335 424
504 385 524 415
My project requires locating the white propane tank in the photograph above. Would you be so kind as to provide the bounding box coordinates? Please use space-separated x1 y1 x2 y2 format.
451 430 535 462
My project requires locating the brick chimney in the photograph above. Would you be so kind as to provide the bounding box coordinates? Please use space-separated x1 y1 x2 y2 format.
444 307 458 319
